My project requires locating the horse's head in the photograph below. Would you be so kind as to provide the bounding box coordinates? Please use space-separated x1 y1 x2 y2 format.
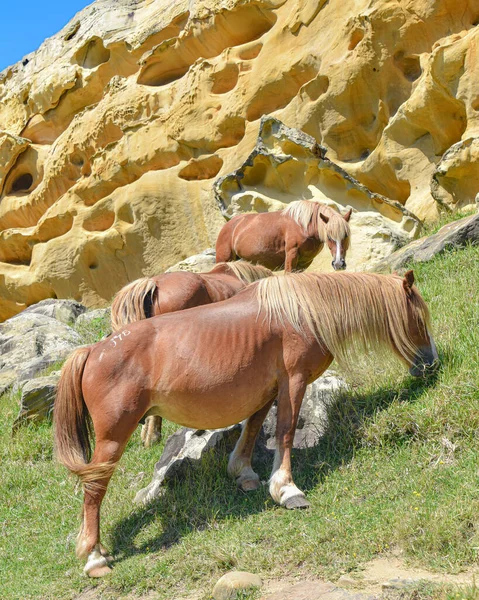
401 270 439 377
320 209 352 271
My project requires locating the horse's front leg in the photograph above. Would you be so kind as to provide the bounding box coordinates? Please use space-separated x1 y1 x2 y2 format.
141 415 162 447
228 399 275 491
269 375 310 509
284 246 299 272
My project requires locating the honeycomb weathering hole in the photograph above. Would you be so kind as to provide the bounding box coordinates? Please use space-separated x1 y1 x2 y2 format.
179 156 223 180
11 173 33 193
74 37 110 69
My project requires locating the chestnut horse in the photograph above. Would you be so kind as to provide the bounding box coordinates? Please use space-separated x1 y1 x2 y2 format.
215 200 352 272
54 270 437 577
111 261 272 447
111 261 273 330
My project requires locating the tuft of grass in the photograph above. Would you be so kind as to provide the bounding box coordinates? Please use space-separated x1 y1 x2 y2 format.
0 244 478 599
73 310 112 345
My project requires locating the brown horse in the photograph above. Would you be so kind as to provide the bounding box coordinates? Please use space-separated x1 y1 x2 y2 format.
215 200 352 272
111 261 272 447
111 261 273 330
54 270 437 577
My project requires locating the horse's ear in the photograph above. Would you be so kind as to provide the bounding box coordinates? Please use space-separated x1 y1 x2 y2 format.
343 208 352 222
320 213 329 224
403 270 415 294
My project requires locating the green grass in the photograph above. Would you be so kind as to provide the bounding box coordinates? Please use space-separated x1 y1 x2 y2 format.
73 310 112 345
0 244 478 599
420 209 477 237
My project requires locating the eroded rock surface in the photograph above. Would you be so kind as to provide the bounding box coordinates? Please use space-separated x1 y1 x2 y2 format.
0 299 86 395
1 0 479 319
14 372 60 429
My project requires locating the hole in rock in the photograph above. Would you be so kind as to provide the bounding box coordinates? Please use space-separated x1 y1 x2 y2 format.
394 51 422 82
11 173 33 193
138 4 275 87
211 63 239 94
64 21 80 41
71 153 84 167
179 156 223 180
246 63 318 121
348 28 364 51
74 37 110 69
237 42 263 60
89 262 98 270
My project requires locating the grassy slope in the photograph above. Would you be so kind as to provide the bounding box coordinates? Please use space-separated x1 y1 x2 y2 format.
0 244 478 599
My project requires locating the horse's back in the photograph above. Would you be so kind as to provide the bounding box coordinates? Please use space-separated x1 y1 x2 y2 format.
151 271 212 314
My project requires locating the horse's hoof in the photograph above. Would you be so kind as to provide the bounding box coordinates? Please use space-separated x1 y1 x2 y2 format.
239 477 261 492
84 549 113 578
283 495 310 510
87 564 113 578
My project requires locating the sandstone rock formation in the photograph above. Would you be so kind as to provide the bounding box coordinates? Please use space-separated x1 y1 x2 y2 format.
1 0 478 319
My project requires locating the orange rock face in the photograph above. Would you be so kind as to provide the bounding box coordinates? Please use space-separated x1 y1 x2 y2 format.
0 0 478 320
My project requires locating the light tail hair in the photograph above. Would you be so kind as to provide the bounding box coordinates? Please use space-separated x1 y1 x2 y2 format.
111 277 157 330
54 348 116 495
256 272 430 367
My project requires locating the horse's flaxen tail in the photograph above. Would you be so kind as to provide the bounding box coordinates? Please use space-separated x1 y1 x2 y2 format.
110 277 158 330
54 347 115 495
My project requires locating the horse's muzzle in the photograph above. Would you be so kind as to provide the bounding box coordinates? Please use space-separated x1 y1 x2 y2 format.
409 348 439 378
332 259 346 271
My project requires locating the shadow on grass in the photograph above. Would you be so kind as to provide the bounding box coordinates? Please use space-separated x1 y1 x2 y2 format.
110 360 441 563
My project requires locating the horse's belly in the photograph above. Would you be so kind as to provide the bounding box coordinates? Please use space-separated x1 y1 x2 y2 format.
153 377 277 430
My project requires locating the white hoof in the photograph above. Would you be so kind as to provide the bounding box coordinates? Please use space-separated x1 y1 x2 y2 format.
84 546 113 578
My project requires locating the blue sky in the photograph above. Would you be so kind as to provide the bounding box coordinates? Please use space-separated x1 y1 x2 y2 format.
0 1 92 72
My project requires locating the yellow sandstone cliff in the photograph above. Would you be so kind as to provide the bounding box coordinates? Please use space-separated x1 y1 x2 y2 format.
0 0 478 320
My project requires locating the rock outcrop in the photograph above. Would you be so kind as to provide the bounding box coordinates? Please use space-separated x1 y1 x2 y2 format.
0 305 83 395
372 212 479 273
1 0 478 319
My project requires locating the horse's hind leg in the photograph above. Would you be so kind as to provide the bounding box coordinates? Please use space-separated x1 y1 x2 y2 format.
215 223 237 263
78 414 141 577
269 376 309 509
228 399 274 491
141 416 162 447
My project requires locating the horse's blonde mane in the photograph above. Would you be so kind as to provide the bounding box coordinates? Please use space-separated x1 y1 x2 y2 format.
215 261 273 283
256 272 430 367
282 200 351 242
319 204 351 242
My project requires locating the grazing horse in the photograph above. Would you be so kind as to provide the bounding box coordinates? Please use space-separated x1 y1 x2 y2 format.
111 261 272 447
54 270 437 577
215 200 352 272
